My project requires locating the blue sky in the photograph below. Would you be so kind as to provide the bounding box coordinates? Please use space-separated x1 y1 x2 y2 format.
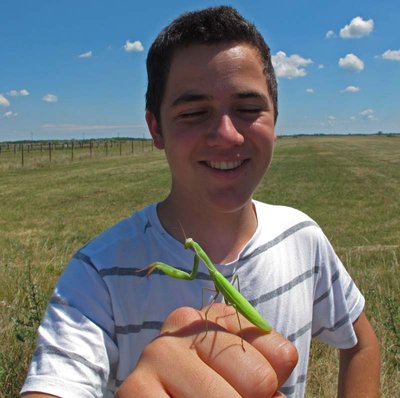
1 0 399 142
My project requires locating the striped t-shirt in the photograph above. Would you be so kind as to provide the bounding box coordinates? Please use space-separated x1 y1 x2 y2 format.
21 200 364 397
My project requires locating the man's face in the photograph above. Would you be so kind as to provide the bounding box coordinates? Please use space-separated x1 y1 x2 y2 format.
146 42 276 213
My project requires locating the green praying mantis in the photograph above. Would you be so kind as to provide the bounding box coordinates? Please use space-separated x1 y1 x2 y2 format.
145 237 272 340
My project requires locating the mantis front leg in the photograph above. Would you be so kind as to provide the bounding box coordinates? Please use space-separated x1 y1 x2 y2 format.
146 251 200 280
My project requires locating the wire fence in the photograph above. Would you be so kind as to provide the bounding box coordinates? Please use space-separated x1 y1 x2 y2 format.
0 139 154 170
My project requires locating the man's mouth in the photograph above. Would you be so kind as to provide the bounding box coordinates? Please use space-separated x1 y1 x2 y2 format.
205 160 244 170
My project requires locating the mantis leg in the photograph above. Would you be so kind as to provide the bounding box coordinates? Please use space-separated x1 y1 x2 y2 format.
201 287 219 341
233 303 245 351
201 285 245 350
232 274 241 292
145 251 200 280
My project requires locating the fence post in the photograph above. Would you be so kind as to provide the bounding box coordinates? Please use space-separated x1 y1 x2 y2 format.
119 141 122 156
21 144 24 167
48 142 52 163
71 141 74 161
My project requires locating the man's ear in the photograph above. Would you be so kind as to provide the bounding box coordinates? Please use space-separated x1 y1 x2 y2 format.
145 111 165 149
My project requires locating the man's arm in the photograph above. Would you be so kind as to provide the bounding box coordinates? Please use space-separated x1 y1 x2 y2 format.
338 312 380 397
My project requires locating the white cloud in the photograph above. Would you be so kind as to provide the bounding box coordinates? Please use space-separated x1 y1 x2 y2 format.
339 53 364 72
42 94 58 103
341 85 360 93
6 89 29 97
271 51 313 79
7 90 19 97
360 109 373 116
318 64 324 69
0 94 10 107
123 40 144 52
340 16 374 39
326 30 336 39
381 49 400 61
360 108 377 121
78 51 93 58
306 88 314 94
3 111 18 118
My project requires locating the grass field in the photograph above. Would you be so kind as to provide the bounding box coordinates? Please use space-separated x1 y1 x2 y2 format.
1 135 399 397
0 139 154 171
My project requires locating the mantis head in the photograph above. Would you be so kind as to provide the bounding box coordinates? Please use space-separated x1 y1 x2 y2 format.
184 238 194 250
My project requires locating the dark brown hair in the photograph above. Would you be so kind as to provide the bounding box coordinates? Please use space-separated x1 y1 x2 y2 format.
146 6 278 123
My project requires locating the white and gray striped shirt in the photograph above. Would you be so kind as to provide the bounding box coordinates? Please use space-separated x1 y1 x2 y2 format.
21 201 364 397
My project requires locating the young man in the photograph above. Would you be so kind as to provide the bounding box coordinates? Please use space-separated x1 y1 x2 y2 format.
22 6 380 398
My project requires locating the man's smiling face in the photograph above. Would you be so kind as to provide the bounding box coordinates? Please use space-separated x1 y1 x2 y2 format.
146 42 276 214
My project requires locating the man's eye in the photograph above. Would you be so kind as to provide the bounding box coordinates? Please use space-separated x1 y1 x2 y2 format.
239 108 261 113
237 108 263 117
180 110 207 118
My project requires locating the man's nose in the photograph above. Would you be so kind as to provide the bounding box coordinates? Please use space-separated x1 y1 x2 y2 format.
206 114 244 147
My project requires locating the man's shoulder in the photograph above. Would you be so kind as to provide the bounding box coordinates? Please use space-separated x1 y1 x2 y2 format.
253 200 324 247
254 200 316 224
77 203 156 261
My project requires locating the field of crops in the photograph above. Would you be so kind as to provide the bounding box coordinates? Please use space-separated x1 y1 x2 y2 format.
0 135 399 397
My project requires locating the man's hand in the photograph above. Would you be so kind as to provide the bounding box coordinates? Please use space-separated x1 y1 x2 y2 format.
116 303 298 398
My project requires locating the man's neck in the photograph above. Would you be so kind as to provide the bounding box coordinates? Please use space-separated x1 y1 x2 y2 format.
156 196 258 264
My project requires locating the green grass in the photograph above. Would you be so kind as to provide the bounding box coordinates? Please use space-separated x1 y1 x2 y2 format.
1 135 399 397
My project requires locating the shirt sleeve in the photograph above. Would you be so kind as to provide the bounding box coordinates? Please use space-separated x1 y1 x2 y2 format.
311 232 365 349
21 256 119 398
